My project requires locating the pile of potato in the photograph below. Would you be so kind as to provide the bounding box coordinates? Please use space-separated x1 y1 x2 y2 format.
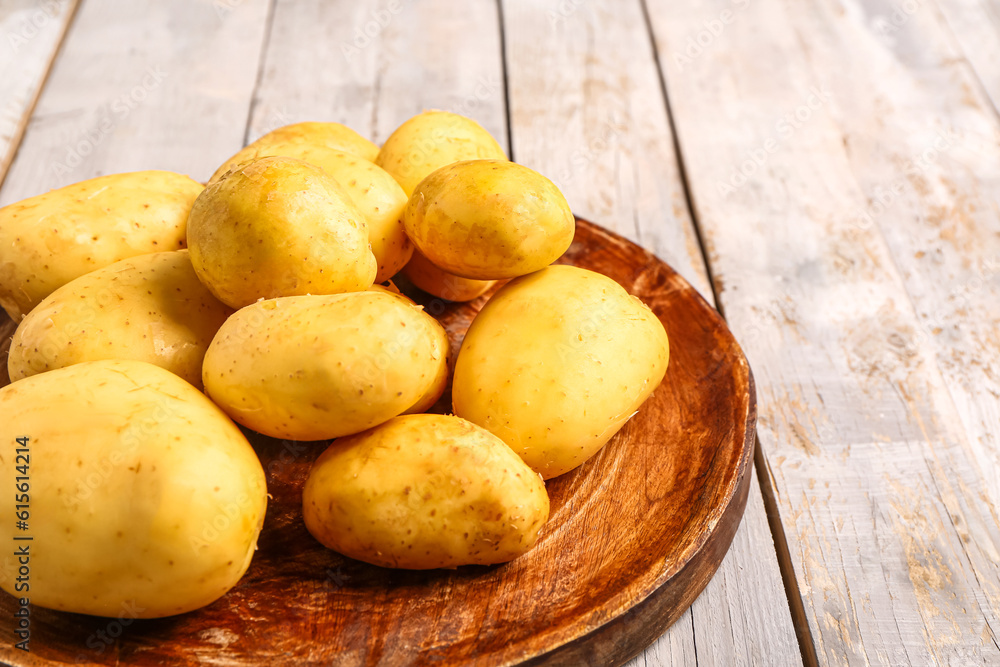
0 111 669 619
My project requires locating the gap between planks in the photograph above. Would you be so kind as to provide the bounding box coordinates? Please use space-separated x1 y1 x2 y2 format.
634 0 816 663
0 0 82 191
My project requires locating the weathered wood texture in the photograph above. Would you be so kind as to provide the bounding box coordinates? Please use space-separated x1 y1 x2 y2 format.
935 0 1000 111
248 0 507 149
645 0 1000 663
0 0 272 206
0 0 77 186
500 1 800 664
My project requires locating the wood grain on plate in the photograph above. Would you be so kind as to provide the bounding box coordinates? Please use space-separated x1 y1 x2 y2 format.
0 219 755 666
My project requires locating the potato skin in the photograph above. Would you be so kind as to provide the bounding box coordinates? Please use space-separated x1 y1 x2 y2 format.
235 121 379 166
453 265 669 479
303 414 549 569
0 170 202 321
210 143 411 283
375 111 506 196
203 291 449 440
402 248 496 302
7 250 231 388
187 156 376 309
0 360 267 618
404 160 575 280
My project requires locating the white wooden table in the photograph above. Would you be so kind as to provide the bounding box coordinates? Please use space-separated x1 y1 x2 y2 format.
2 0 999 664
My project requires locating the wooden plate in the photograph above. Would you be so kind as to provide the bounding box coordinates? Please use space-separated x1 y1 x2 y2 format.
0 218 756 666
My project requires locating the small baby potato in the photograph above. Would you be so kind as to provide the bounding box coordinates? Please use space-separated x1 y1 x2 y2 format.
303 414 549 569
7 250 231 388
210 143 411 283
203 291 448 440
404 160 575 280
187 156 376 309
376 110 506 196
0 360 268 618
453 265 669 479
0 170 202 321
402 248 496 302
232 121 379 166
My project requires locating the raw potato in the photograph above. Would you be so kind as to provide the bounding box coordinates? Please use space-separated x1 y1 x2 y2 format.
376 110 507 196
302 414 549 569
453 265 669 479
210 143 411 283
216 121 378 170
7 250 231 388
403 248 496 302
0 170 202 321
0 360 268 618
187 156 376 309
404 160 575 280
203 291 448 441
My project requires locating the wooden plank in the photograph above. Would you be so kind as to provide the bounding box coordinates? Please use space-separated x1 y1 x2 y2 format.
0 0 272 207
933 0 1000 112
0 0 77 186
643 0 1000 663
247 0 507 148
499 1 802 664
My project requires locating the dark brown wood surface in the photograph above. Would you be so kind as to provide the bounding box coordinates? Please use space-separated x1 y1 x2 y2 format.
0 219 756 666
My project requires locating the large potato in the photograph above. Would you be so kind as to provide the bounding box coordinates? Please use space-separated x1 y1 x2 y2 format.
203 291 448 440
0 170 202 321
238 121 379 164
404 160 575 280
453 265 669 479
0 360 267 618
7 250 231 388
210 143 411 283
402 248 496 302
303 414 549 569
187 156 376 309
376 111 506 196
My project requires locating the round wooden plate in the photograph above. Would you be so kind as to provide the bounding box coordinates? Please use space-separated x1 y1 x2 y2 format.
0 218 756 667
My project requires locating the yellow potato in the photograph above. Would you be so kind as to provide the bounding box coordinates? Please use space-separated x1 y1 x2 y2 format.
0 360 267 618
303 414 549 569
187 156 376 309
0 170 202 321
402 248 496 302
234 121 378 166
404 159 575 280
376 110 506 196
7 250 231 388
210 143 411 283
453 265 669 479
203 291 448 440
